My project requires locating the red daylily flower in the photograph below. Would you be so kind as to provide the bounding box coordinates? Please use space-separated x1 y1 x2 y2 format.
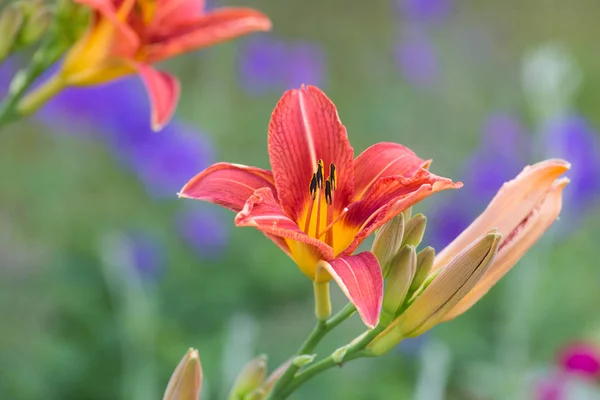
56 0 271 130
180 86 461 327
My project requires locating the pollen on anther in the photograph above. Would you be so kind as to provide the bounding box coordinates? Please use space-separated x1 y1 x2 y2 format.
316 159 324 189
309 173 317 199
325 179 333 205
329 163 337 190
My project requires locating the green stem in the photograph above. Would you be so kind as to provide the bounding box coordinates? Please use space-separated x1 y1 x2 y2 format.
265 303 356 400
279 350 373 398
268 310 385 400
0 12 68 129
325 303 355 330
266 320 327 399
16 73 65 117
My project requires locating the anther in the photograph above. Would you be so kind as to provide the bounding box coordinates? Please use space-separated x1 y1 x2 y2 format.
329 163 336 190
309 173 317 200
325 179 333 206
316 159 324 189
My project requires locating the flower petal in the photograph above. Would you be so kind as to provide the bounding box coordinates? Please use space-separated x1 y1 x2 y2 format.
318 252 383 328
268 85 355 220
433 159 570 271
343 169 462 255
235 187 334 279
441 178 568 321
146 7 272 62
73 0 139 56
179 162 275 213
152 0 205 28
354 142 430 199
132 63 180 131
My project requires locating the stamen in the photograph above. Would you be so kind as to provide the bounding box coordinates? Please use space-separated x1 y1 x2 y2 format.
316 159 324 189
309 173 317 200
305 173 317 233
325 179 333 206
318 207 349 240
315 186 323 238
329 163 337 190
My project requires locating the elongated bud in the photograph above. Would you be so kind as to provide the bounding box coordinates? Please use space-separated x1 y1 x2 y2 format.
367 232 501 355
372 214 404 275
382 245 416 324
402 207 412 222
409 247 435 293
257 359 291 398
291 354 316 368
0 5 24 60
163 348 203 400
401 214 427 247
19 6 53 46
397 231 501 337
228 355 267 400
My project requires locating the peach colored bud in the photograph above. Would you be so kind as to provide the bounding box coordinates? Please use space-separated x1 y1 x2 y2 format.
163 348 202 400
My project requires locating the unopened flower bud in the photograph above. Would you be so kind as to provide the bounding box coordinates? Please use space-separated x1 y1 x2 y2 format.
331 345 349 364
367 232 501 355
409 246 435 293
291 354 316 368
401 214 427 248
397 231 500 337
372 214 404 275
402 207 412 222
228 355 267 400
163 348 203 400
18 6 53 46
0 4 24 60
382 245 416 323
259 359 290 398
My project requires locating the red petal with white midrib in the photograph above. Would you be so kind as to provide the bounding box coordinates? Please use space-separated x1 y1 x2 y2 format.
320 252 383 328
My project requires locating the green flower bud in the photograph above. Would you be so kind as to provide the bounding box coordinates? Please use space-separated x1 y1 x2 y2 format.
0 4 24 60
371 213 404 275
367 232 501 355
228 355 267 400
401 214 427 248
331 345 349 364
18 6 53 46
409 246 435 293
291 354 316 368
382 245 416 323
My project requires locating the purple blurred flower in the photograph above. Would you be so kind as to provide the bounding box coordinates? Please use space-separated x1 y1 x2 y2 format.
396 0 453 23
176 206 228 259
395 28 439 88
39 76 214 198
125 232 165 282
461 114 531 203
238 35 326 95
542 113 600 213
428 114 530 248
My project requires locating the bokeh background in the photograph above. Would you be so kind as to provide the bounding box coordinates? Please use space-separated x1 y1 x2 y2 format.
1 0 600 399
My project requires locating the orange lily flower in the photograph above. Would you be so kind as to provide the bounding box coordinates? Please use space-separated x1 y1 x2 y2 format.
179 85 461 327
53 0 271 130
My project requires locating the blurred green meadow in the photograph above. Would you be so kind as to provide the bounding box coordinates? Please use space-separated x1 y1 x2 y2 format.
1 0 600 399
